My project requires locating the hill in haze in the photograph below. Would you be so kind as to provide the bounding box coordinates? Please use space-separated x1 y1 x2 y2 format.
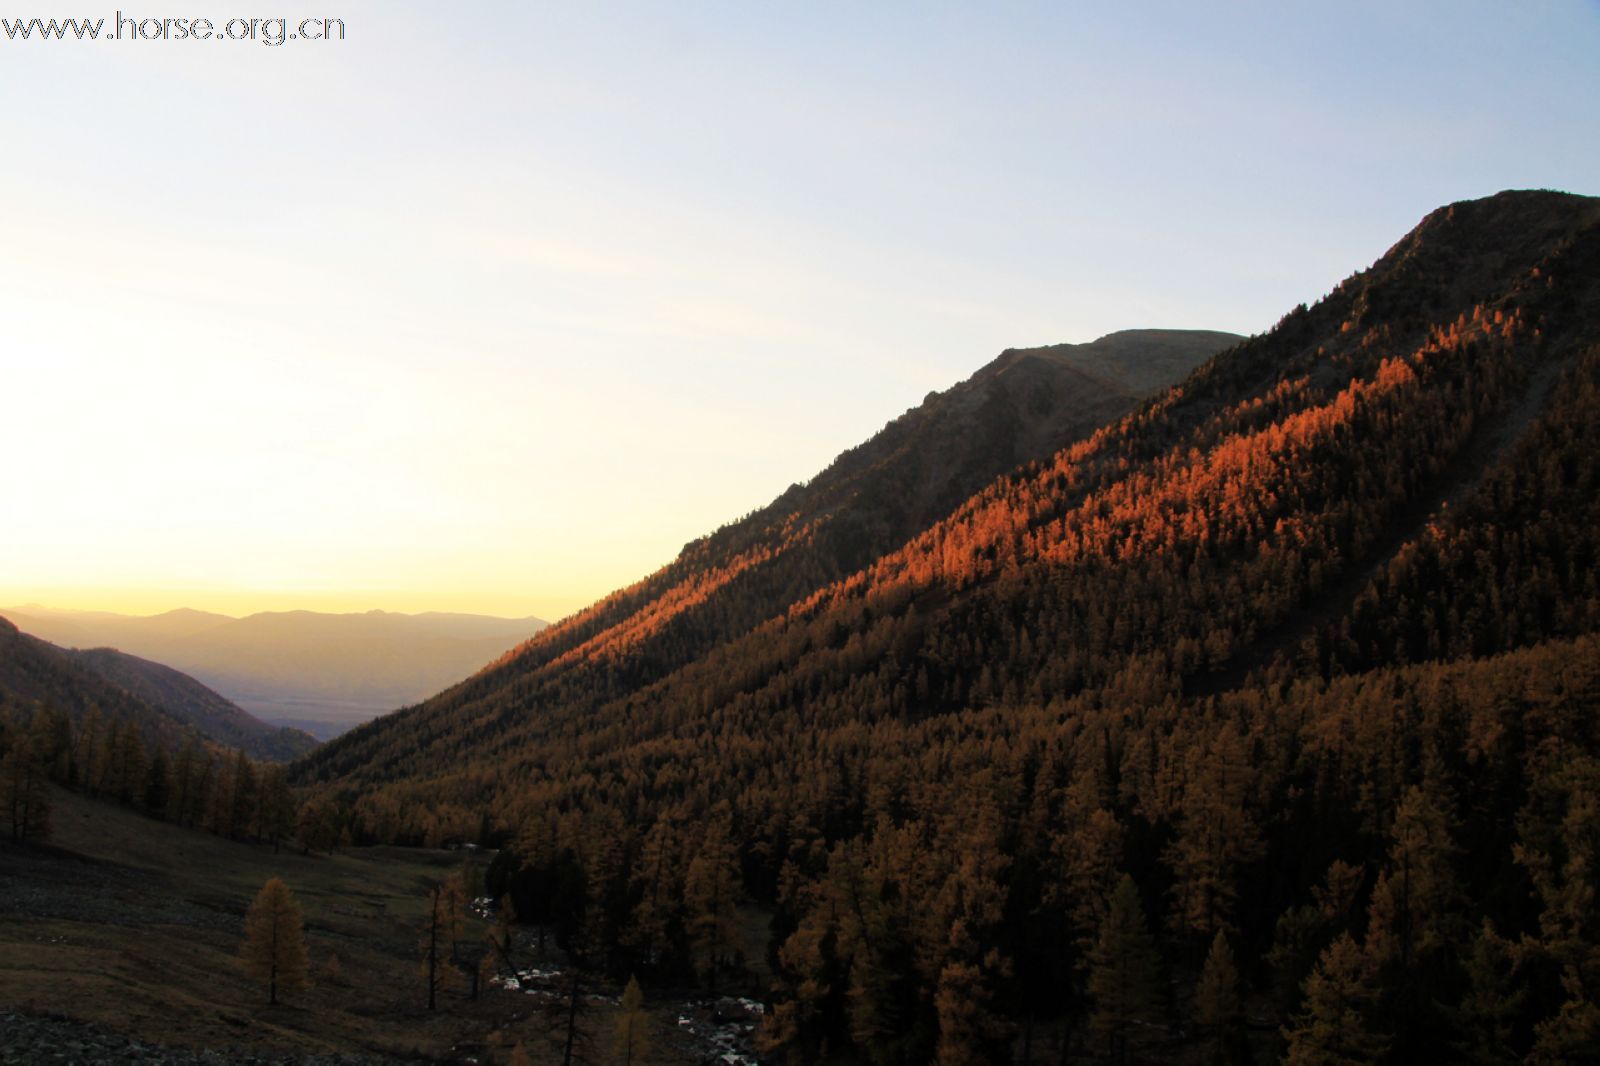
1 616 314 761
0 616 197 751
64 647 317 761
0 607 547 740
295 190 1600 1063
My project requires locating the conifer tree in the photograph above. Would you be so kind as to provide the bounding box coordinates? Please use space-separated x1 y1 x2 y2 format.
113 722 146 806
1362 783 1463 1057
239 877 309 1005
1054 801 1123 964
257 765 294 853
831 838 916 1060
75 704 103 795
627 817 683 966
683 818 742 992
1165 726 1262 943
208 754 235 835
584 808 632 967
544 963 595 1066
191 752 214 828
1364 784 1463 972
1194 929 1244 1064
170 740 201 825
1 736 52 843
229 749 258 840
1281 933 1387 1066
930 811 1013 1065
297 797 337 854
933 957 990 1066
486 892 517 972
28 704 71 784
1087 874 1164 1065
1452 921 1522 1065
98 719 125 801
1519 757 1600 1062
614 974 652 1066
143 744 171 816
421 873 466 1010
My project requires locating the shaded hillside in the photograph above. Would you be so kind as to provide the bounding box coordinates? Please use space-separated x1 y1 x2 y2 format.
3 619 316 865
298 327 1234 771
0 617 193 750
66 647 317 762
1 607 546 738
294 190 1600 1063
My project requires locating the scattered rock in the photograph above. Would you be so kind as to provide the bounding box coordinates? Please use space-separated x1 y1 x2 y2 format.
0 1009 409 1065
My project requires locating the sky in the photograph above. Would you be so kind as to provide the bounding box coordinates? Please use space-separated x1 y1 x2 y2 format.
2 2 1598 622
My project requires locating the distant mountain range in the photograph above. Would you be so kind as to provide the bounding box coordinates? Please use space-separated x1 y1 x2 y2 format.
0 607 546 739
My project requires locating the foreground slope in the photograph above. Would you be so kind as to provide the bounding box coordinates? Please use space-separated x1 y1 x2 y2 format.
297 190 1600 1063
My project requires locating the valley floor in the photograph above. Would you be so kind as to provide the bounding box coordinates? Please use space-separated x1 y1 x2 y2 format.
0 788 729 1064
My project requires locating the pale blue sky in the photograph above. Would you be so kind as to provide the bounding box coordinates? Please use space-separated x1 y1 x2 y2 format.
2 2 1597 619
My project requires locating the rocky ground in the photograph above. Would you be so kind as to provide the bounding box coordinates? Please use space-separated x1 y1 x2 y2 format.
0 1009 407 1065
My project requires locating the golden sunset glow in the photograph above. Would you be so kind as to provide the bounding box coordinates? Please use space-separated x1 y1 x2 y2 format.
3 2 1597 621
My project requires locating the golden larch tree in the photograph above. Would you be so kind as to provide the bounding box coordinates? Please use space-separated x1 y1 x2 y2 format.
614 974 653 1065
240 876 309 1005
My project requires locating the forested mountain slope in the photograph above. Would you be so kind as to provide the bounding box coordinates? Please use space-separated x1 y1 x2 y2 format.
0 618 318 763
299 190 1600 1064
298 328 1236 781
0 617 196 750
65 647 317 761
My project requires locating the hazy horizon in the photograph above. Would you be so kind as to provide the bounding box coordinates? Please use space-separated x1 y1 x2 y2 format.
2 601 547 622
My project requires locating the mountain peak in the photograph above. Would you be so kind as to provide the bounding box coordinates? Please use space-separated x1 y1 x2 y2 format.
1360 189 1600 309
984 328 1245 396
